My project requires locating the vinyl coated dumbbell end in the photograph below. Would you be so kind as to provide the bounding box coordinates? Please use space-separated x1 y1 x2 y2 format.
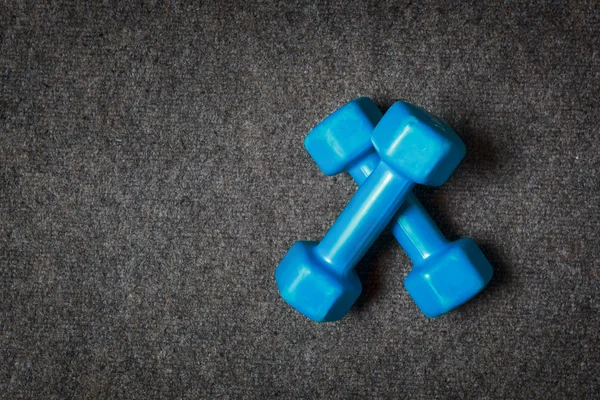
305 97 382 176
275 241 361 322
371 101 466 187
403 237 493 317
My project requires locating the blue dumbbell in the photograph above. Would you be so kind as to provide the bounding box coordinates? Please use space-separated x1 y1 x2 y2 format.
275 99 467 322
305 98 493 318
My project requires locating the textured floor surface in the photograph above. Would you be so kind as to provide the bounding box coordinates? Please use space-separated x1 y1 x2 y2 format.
1 1 599 399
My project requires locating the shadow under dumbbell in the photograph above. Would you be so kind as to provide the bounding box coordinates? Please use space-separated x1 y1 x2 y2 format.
371 96 396 114
470 242 511 294
352 229 399 311
452 126 503 183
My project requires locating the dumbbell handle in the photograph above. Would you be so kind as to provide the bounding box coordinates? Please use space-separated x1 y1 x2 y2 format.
316 162 414 275
348 151 448 264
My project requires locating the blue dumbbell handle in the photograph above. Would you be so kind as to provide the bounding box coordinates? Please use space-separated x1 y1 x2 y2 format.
349 151 448 264
316 162 414 275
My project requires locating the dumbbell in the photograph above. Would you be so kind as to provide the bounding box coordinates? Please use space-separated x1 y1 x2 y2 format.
305 98 493 318
275 99 466 322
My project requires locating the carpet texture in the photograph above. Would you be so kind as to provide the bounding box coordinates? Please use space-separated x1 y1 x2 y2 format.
1 1 599 398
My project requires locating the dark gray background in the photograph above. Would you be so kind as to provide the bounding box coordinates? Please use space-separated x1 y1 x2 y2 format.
1 1 599 398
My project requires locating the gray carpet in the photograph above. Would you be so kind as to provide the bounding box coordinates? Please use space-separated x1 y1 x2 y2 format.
1 1 599 398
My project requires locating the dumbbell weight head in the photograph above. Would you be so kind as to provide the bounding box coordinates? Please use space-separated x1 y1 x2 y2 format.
304 98 492 317
371 101 466 187
275 241 362 322
403 237 492 317
305 97 382 176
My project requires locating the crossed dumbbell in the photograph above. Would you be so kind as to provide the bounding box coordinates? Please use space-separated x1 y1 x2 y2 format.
275 98 493 322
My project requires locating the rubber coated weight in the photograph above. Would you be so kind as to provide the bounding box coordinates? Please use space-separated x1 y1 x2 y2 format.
275 99 466 322
305 98 493 318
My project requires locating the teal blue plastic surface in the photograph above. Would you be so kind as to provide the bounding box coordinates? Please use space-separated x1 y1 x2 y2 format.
275 99 467 322
306 98 493 318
